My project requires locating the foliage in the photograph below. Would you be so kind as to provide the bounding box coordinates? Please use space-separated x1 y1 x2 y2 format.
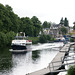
70 38 74 42
0 32 7 47
39 34 47 43
0 3 43 37
20 17 34 36
0 31 15 47
42 21 51 28
73 22 75 30
46 35 51 41
59 17 69 26
60 26 67 35
67 65 75 75
31 16 42 37
39 35 53 43
60 17 64 25
29 37 39 44
64 17 69 26
6 31 16 45
0 4 20 33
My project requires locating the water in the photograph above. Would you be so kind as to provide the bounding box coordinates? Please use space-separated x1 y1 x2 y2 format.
0 42 64 75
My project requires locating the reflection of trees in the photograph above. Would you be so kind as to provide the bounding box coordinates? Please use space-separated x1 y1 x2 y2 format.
32 50 40 61
0 47 12 71
0 57 12 70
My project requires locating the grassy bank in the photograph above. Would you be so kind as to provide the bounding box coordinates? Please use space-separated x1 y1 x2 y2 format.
28 35 55 44
29 37 39 44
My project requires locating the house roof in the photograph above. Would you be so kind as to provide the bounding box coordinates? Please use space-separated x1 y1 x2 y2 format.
52 24 60 27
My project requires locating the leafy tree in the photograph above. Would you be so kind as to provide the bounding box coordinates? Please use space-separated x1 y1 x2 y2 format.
21 17 34 36
5 5 13 12
64 17 69 26
0 32 7 47
0 4 20 33
73 22 75 30
31 16 42 37
60 26 67 35
60 17 64 25
6 31 15 45
42 21 51 28
47 35 51 41
39 34 47 43
0 20 3 31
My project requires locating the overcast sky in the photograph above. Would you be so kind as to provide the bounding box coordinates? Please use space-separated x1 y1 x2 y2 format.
0 0 75 26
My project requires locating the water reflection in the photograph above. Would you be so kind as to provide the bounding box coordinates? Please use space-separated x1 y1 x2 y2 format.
32 50 40 61
0 43 64 75
0 48 12 72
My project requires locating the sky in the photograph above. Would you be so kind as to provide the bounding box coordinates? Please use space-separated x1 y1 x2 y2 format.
0 0 75 26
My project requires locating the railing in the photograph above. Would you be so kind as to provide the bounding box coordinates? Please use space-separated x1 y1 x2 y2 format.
49 56 63 72
49 53 75 72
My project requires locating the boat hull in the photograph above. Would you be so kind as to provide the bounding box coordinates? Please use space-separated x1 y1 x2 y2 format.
9 49 27 54
11 45 27 50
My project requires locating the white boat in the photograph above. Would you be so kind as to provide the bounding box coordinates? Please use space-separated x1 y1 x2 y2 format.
11 32 32 50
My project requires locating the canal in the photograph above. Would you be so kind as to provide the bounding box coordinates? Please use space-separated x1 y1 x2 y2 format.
0 42 64 75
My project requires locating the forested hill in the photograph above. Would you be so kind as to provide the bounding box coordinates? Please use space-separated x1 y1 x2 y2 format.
0 3 42 37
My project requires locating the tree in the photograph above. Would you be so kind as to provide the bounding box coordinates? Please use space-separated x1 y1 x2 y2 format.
64 17 69 26
0 4 20 33
21 17 34 36
39 34 47 43
5 5 13 12
0 32 7 47
73 22 75 30
60 26 67 35
6 31 15 45
47 35 51 41
60 17 64 25
42 21 51 28
31 16 42 37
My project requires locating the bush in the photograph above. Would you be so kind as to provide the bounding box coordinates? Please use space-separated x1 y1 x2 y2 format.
0 32 7 47
70 38 74 42
39 35 47 43
6 31 16 46
67 65 75 75
46 35 51 41
0 31 15 47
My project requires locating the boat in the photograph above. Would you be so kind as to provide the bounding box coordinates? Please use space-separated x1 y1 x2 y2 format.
54 37 65 42
11 32 32 50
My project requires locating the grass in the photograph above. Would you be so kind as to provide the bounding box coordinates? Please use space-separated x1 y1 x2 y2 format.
29 37 39 44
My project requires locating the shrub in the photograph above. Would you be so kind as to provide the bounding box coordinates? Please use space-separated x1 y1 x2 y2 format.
70 38 74 42
46 35 51 41
67 65 75 75
0 31 15 47
0 32 6 47
39 34 47 43
6 31 16 46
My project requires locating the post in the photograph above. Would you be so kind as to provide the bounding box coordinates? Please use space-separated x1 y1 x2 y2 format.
52 62 54 71
49 63 51 72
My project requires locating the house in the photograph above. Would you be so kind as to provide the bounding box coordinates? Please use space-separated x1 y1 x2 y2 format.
50 24 70 38
50 24 62 37
43 28 50 35
70 30 75 41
